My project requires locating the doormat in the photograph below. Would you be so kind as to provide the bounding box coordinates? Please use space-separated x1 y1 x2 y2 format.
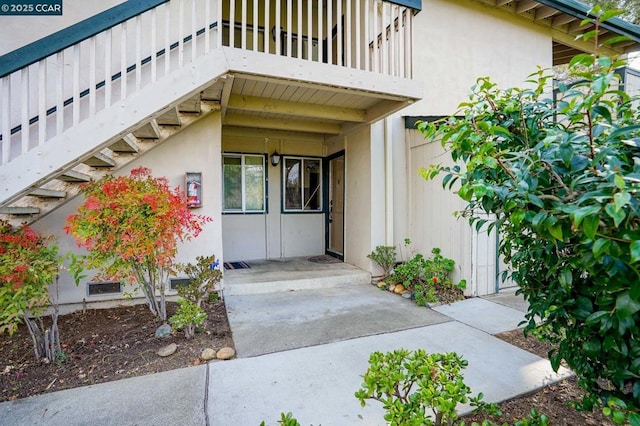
224 261 251 270
308 255 342 264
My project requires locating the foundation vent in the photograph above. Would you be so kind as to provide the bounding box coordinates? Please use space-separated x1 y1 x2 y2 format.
87 281 121 296
169 278 192 291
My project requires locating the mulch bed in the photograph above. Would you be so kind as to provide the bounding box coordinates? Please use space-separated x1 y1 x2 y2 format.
0 296 618 425
461 328 614 425
0 300 233 402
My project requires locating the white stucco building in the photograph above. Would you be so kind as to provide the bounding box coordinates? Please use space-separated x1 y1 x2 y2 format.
1 0 640 308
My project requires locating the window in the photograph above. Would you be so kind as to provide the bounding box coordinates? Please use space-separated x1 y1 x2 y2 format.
223 154 266 212
283 157 321 212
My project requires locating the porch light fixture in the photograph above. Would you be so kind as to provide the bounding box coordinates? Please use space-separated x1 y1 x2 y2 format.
270 151 281 167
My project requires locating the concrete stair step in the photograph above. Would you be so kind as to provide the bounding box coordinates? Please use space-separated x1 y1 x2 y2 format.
223 260 371 296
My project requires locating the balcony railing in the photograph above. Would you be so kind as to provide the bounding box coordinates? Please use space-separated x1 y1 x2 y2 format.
0 0 414 165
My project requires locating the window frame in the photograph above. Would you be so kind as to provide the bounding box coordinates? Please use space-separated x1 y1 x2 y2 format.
282 155 323 213
222 153 267 214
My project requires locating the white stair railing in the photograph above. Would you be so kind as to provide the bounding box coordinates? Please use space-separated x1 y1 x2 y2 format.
0 0 219 166
0 0 414 167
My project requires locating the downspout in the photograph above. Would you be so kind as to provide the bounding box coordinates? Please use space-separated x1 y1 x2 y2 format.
384 117 394 246
471 225 478 297
495 229 501 293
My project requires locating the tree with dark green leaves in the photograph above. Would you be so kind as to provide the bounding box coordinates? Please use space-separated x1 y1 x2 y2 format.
419 10 640 425
585 0 640 24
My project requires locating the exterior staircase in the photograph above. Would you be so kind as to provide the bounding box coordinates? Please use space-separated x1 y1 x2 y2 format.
0 0 420 227
0 92 222 225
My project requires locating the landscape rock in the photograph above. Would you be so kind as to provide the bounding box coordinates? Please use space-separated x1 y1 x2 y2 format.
155 323 172 339
388 284 396 292
201 348 216 361
157 343 177 357
401 291 412 299
393 284 405 294
216 347 236 360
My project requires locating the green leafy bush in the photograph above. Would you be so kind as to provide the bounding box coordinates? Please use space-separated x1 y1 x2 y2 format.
169 254 222 339
368 245 397 277
0 221 62 361
419 12 640 422
168 298 207 339
355 349 500 426
391 244 465 306
259 412 303 426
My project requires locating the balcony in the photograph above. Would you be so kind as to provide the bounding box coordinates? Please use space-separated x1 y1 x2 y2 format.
0 0 420 223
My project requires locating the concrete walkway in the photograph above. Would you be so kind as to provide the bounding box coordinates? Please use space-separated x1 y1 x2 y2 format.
0 286 571 426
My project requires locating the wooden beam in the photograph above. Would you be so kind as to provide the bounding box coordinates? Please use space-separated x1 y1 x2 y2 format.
220 75 235 121
224 113 342 134
57 170 92 183
157 107 181 126
84 150 116 168
552 13 577 26
222 126 326 143
227 94 366 122
535 6 558 20
28 188 66 198
177 95 201 113
132 119 161 139
109 134 140 153
551 29 620 57
516 0 538 14
0 206 40 215
568 20 592 34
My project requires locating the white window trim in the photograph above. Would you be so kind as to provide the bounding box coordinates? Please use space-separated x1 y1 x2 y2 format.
282 156 322 213
222 153 266 213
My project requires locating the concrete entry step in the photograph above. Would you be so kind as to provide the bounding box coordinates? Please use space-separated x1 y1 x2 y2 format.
222 257 371 296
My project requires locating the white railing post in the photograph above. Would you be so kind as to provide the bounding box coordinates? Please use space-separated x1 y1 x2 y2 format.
72 44 80 125
253 0 259 51
406 5 412 79
56 52 64 136
364 0 369 72
20 68 29 154
230 0 236 48
307 0 312 60
355 0 360 70
389 4 395 77
297 0 302 59
345 0 351 68
38 60 47 145
398 7 407 77
135 15 142 91
2 77 10 164
89 37 97 115
287 0 292 57
217 0 222 48
327 0 332 64
191 0 197 61
372 0 377 73
264 0 270 53
105 28 112 106
381 1 388 75
241 0 247 50
317 0 323 62
165 3 171 76
205 0 211 53
336 0 342 66
178 0 184 67
275 1 281 55
121 21 128 100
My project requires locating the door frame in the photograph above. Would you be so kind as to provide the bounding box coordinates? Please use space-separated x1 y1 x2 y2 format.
323 150 345 260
